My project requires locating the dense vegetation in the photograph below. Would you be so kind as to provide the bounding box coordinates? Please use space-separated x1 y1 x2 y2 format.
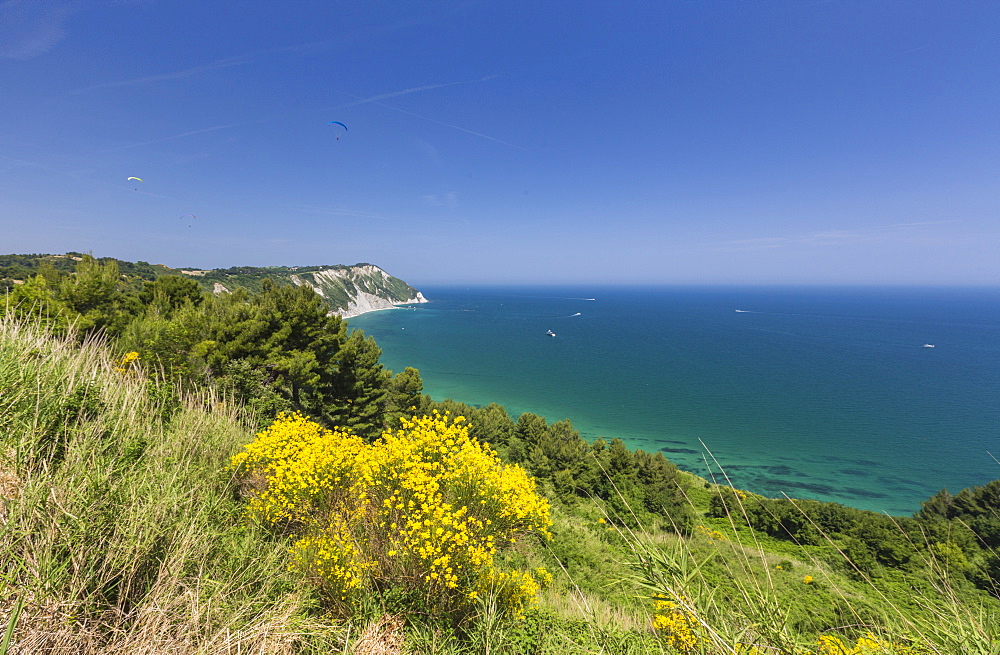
0 253 419 315
2 255 999 653
2 254 409 437
709 486 1000 590
0 252 169 291
190 263 421 311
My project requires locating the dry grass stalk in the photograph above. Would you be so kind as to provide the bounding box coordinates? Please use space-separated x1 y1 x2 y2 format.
4 593 320 655
352 614 404 655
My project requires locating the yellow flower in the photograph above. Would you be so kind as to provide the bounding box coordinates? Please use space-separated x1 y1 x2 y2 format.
231 412 552 618
113 350 141 374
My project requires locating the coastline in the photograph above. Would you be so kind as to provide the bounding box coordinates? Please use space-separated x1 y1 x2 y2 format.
338 292 428 319
348 285 1000 516
402 376 928 517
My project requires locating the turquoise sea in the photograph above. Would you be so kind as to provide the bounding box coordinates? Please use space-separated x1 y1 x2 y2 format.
348 286 1000 515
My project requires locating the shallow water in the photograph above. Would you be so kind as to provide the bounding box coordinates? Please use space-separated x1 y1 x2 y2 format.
348 285 1000 515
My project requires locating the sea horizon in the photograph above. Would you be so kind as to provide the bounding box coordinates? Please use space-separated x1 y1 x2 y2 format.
349 284 1000 516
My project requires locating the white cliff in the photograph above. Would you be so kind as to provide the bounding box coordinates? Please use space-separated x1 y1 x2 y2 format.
338 289 428 318
289 264 427 318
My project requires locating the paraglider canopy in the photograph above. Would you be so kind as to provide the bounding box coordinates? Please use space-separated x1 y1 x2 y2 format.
127 177 143 182
328 121 347 139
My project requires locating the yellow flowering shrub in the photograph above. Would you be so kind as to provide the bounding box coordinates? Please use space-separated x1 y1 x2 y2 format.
113 350 140 374
651 595 704 653
734 633 928 655
648 593 928 655
694 524 728 543
231 411 552 617
817 633 929 655
734 645 776 655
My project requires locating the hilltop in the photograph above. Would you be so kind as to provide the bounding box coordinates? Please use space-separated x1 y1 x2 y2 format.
0 253 426 318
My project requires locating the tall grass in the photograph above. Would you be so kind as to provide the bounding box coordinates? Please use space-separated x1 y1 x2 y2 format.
615 452 1000 654
0 314 343 653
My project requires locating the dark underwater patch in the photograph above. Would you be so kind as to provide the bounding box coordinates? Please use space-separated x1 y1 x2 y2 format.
753 476 891 500
761 465 798 476
758 479 838 495
839 487 889 499
839 469 869 477
893 479 928 490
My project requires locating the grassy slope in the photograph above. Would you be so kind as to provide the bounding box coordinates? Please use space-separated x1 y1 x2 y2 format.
0 316 343 653
1 313 997 654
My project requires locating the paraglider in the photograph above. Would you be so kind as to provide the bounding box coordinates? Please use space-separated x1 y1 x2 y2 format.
179 214 196 227
127 176 143 190
328 121 347 139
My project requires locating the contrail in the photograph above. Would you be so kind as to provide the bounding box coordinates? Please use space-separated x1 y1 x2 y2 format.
339 85 523 150
344 81 469 105
338 75 499 107
71 55 252 94
102 124 238 152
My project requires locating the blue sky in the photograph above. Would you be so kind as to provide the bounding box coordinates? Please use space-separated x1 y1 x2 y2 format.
2 0 998 286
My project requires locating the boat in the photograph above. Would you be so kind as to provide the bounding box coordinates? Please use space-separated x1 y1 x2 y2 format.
546 330 556 337
734 309 749 313
923 344 935 348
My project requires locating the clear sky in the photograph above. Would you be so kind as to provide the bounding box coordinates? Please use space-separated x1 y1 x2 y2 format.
2 1 998 286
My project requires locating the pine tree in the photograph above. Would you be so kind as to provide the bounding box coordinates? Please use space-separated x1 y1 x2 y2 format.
325 329 390 440
58 255 128 333
384 366 424 427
